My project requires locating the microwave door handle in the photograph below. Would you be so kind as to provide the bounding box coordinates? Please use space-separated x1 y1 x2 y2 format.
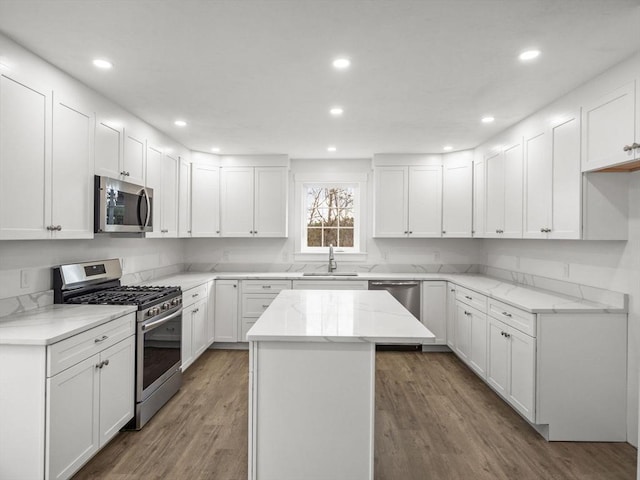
141 188 151 228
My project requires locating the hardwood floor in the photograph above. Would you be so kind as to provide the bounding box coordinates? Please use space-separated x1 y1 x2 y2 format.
74 349 637 480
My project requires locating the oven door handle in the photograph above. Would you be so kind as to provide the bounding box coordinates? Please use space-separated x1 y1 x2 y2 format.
142 309 182 332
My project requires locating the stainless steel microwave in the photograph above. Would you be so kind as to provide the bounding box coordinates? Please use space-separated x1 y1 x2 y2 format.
94 176 153 233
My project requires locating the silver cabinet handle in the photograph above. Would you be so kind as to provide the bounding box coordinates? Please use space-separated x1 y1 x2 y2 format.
94 335 108 343
464 310 471 316
502 311 512 317
633 143 640 149
56 225 62 231
103 359 109 366
192 293 199 298
46 225 54 231
193 308 199 314
504 332 511 338
408 231 413 234
262 285 272 289
623 144 638 152
404 230 408 234
465 295 472 300
442 230 446 234
262 304 270 308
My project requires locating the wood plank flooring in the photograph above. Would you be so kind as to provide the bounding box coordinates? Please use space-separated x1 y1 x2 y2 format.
74 349 637 480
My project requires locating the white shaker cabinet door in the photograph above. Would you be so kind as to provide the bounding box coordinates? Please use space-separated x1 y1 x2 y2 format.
421 281 447 344
484 149 504 238
191 164 220 237
582 81 638 172
502 140 524 238
123 131 146 186
442 162 472 237
145 145 164 238
469 308 487 379
454 302 471 364
0 74 51 239
373 166 408 237
408 165 442 237
550 114 581 239
178 158 192 237
46 354 100 480
254 167 288 237
220 166 254 237
523 129 551 238
98 337 135 446
94 120 122 179
191 298 209 359
508 327 536 422
162 153 179 237
214 280 239 343
472 157 486 237
51 95 94 239
487 317 509 398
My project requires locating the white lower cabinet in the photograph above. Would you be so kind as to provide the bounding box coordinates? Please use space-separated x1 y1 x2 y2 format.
0 312 136 480
214 280 239 343
181 283 210 371
421 281 446 344
487 316 536 422
453 287 488 379
240 280 292 341
47 336 135 479
445 283 457 350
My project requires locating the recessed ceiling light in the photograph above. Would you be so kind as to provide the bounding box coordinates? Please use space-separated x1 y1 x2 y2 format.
174 120 187 127
443 145 453 151
481 116 495 124
211 147 220 153
519 50 541 61
327 146 337 152
330 107 344 116
332 58 350 69
92 58 113 69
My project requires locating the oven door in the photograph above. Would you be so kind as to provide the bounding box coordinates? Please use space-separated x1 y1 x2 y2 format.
95 175 153 233
136 308 182 402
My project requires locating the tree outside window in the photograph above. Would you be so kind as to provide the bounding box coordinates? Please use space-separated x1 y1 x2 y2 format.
304 185 357 250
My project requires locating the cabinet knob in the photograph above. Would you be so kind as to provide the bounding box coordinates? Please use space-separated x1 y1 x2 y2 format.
56 225 62 231
633 143 640 149
408 231 413 234
464 310 471 316
442 230 446 234
216 230 220 234
404 231 408 234
465 295 472 300
46 225 54 231
504 333 511 338
501 311 512 317
623 144 634 152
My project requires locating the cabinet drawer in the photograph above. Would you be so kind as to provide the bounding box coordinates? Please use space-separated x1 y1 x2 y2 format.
242 293 279 317
183 284 208 308
488 299 536 337
455 285 487 312
241 280 292 293
47 313 135 377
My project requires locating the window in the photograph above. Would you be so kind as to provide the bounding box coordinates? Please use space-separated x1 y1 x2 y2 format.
302 184 360 252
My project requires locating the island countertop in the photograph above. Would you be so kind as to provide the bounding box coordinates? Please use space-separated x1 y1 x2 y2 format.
246 289 435 344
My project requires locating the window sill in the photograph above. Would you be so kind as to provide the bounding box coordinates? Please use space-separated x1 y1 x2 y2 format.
294 252 368 263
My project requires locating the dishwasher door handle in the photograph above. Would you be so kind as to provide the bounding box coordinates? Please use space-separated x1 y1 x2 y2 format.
369 281 419 287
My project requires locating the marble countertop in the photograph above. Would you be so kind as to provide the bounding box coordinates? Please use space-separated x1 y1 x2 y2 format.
247 289 435 344
148 271 626 314
0 304 137 346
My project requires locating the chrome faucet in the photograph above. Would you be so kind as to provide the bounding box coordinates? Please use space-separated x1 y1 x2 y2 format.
328 244 337 273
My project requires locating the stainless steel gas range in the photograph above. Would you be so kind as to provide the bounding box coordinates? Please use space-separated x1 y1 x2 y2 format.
53 259 183 429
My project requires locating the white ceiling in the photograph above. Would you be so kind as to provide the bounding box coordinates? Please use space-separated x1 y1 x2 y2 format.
0 0 639 158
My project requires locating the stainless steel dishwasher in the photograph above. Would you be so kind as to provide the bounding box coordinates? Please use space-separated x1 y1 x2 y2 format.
368 280 422 350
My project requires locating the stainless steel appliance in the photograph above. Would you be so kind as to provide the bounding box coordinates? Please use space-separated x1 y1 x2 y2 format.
368 280 421 350
53 259 182 429
94 175 153 233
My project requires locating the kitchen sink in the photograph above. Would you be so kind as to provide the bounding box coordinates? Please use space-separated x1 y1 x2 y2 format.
302 272 359 276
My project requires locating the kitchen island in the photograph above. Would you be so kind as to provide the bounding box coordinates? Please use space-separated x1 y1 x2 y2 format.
246 289 435 480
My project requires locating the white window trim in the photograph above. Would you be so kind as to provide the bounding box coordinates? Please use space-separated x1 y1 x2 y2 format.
294 173 368 261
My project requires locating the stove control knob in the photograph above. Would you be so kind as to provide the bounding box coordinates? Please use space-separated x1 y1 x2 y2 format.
162 302 171 310
171 298 179 306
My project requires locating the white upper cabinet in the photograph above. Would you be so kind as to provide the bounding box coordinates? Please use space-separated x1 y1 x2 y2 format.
191 164 220 237
408 165 443 237
220 166 288 237
51 94 95 239
581 80 640 172
373 166 408 237
373 164 443 237
0 73 94 240
472 156 485 237
0 73 51 239
484 139 523 238
122 131 146 186
254 167 288 237
146 146 178 238
178 158 192 237
523 112 581 239
94 120 122 179
442 156 472 238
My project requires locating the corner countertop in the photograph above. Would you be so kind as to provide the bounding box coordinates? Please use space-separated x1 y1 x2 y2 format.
247 289 435 344
148 271 626 314
0 304 137 346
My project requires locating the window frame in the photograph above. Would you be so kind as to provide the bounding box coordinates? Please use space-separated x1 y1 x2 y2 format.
300 182 361 253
